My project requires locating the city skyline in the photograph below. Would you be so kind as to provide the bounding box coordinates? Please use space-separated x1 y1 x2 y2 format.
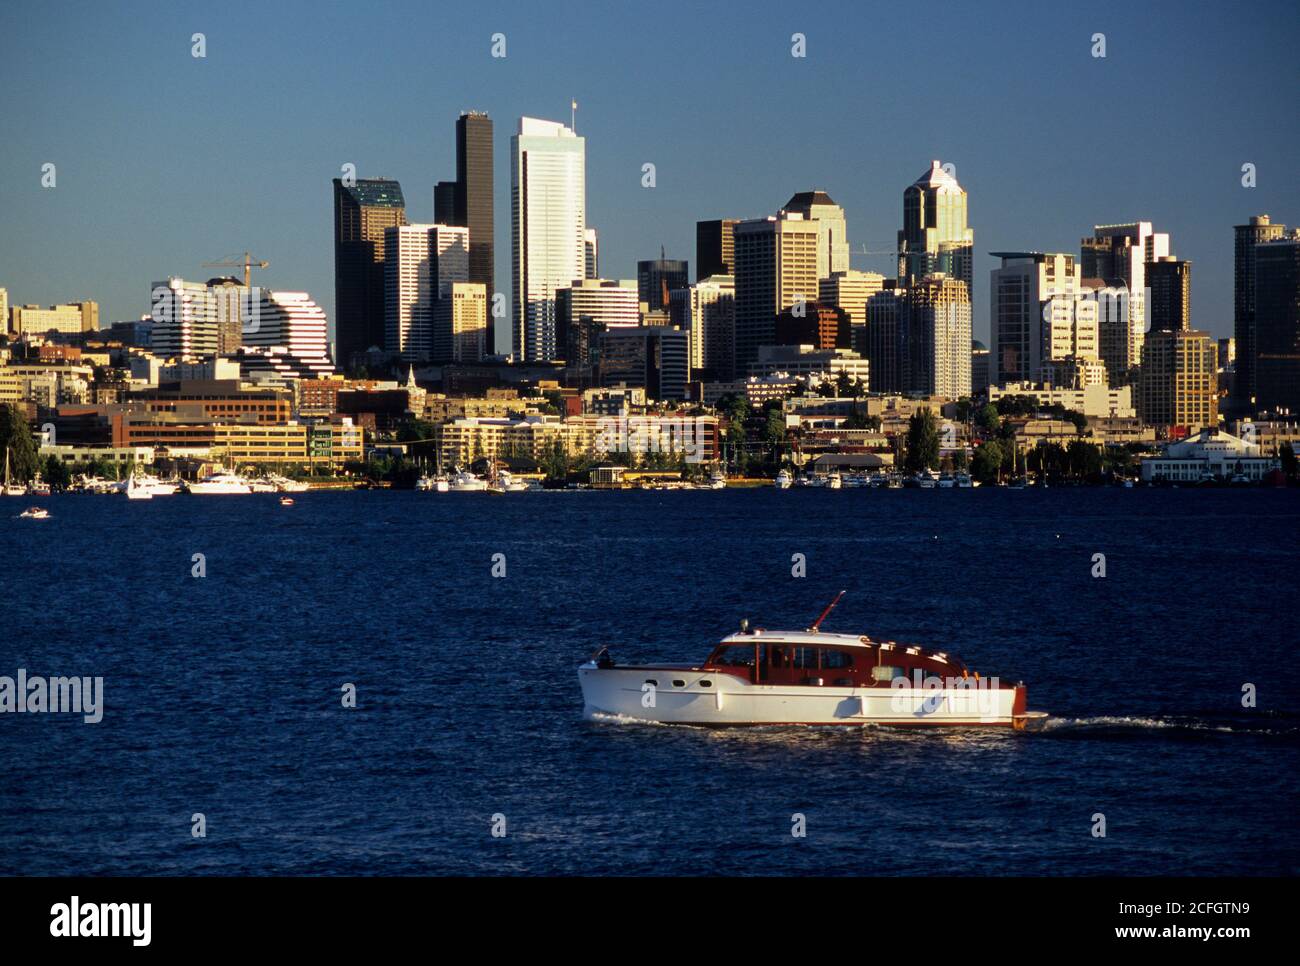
2 1 1298 353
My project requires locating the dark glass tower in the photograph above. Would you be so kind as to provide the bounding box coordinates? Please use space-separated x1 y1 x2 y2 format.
455 112 494 297
1234 215 1286 406
696 219 737 280
637 257 689 312
332 178 406 369
1146 257 1192 332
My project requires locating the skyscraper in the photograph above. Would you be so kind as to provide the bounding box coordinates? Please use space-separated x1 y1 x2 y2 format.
670 274 735 379
1139 329 1218 431
433 282 488 364
1233 215 1286 406
584 228 599 279
455 112 494 296
1080 221 1170 386
511 117 586 362
556 278 639 365
384 224 468 361
783 190 849 279
150 278 219 358
1254 231 1300 415
637 257 689 313
696 219 738 280
1146 256 1192 332
990 252 1097 386
333 178 407 367
898 161 973 292
902 274 972 399
732 213 820 373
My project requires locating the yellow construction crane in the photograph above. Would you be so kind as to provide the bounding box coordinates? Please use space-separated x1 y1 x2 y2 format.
202 251 269 287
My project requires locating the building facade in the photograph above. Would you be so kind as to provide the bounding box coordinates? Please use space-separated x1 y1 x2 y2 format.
333 178 407 367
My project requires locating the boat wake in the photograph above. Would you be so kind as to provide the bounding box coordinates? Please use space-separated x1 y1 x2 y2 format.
1042 713 1299 739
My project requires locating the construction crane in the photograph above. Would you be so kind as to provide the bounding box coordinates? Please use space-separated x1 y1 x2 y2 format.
202 251 270 287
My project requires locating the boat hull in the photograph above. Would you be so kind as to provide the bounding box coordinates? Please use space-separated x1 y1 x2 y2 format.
578 663 1025 727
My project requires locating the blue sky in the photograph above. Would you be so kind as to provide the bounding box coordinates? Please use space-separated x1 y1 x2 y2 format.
2 0 1297 354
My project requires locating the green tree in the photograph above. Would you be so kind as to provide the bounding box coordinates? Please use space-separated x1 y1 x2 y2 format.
903 409 940 473
0 404 39 483
976 403 1000 435
971 440 1002 483
43 455 73 491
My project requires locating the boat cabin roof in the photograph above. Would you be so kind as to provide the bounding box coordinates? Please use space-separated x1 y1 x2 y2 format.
716 629 964 669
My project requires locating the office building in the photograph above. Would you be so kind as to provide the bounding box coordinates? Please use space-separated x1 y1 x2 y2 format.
1080 222 1170 385
898 161 974 292
782 190 850 279
1254 231 1300 415
990 252 1098 385
1139 328 1218 431
696 219 738 280
774 303 851 352
1234 215 1287 406
511 117 585 362
585 228 599 279
598 326 689 401
669 274 735 379
333 178 407 366
150 279 218 358
637 257 689 313
556 278 640 365
903 274 971 399
1147 256 1192 332
9 301 99 336
433 282 489 363
732 212 820 373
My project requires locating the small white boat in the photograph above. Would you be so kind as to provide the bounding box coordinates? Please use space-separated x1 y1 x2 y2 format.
708 467 727 490
826 472 842 489
955 472 973 488
188 472 253 494
3 450 27 496
449 468 488 492
916 470 938 489
579 593 1047 730
279 496 295 506
266 474 308 493
495 470 528 492
18 506 50 519
125 475 153 500
774 469 792 489
937 473 956 489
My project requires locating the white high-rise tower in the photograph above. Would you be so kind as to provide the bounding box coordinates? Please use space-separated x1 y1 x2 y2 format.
511 117 586 362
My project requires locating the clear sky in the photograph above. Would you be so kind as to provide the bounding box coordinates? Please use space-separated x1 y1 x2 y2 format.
2 0 1297 354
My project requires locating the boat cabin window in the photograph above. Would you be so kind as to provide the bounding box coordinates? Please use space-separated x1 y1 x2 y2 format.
714 645 757 667
821 649 854 669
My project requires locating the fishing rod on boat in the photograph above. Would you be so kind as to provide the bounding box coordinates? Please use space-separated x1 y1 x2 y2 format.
808 590 847 632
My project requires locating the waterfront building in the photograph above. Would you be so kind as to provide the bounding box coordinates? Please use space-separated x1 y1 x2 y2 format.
511 117 586 362
1139 428 1278 482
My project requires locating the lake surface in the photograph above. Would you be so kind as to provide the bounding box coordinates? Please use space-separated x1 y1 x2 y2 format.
2 487 1297 875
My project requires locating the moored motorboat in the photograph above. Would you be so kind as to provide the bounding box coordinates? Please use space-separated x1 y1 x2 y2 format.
579 593 1047 729
187 472 253 494
774 469 792 489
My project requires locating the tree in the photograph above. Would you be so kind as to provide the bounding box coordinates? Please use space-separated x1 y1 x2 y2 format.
0 404 39 483
971 441 1002 483
43 455 72 491
903 409 940 473
1281 442 1297 483
976 403 1000 435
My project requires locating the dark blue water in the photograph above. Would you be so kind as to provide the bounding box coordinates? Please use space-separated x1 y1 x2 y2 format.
2 488 1297 875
